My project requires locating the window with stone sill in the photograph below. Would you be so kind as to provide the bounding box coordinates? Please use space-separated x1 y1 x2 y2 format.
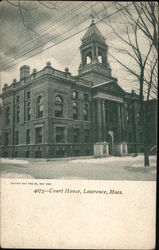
55 95 63 118
4 132 9 146
35 151 42 158
35 127 42 144
84 93 89 101
25 151 30 158
16 105 20 123
27 102 31 121
56 127 65 143
6 107 11 124
15 131 19 145
26 91 30 99
37 95 44 118
84 129 90 143
14 151 18 157
73 128 80 143
26 129 30 144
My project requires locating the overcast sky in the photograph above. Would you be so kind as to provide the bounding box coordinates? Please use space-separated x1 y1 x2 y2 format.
0 1 143 93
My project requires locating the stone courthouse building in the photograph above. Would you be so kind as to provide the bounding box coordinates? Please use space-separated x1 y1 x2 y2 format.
0 20 157 158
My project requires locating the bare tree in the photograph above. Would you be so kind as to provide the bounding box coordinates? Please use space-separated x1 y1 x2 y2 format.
126 2 158 51
101 2 158 166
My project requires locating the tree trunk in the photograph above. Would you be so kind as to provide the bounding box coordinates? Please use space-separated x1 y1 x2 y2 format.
143 123 150 167
143 103 150 167
140 98 150 167
139 77 150 167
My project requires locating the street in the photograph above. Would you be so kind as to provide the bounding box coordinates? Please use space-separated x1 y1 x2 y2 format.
0 155 156 181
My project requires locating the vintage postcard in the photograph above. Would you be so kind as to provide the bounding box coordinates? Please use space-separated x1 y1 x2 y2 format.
0 1 157 249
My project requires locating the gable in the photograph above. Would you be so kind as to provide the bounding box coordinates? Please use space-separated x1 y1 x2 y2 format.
93 81 125 97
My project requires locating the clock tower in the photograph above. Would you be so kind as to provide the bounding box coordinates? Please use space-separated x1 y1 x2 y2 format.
78 19 112 85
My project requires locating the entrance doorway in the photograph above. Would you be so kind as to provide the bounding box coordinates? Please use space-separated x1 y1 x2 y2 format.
107 131 114 155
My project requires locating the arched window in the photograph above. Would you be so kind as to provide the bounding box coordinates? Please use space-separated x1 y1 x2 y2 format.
73 101 78 120
6 107 11 124
37 95 44 118
86 56 91 64
98 55 102 63
85 51 92 65
72 91 78 99
55 95 63 117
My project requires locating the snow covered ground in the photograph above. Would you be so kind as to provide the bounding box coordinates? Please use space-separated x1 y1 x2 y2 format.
0 158 29 165
70 155 156 166
0 155 157 180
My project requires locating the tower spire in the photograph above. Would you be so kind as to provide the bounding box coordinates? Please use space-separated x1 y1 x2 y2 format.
90 2 95 25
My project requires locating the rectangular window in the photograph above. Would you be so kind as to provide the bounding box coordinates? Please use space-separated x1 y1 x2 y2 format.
6 114 10 124
73 108 78 120
37 106 43 118
84 129 90 143
16 110 20 123
56 127 65 143
14 151 18 157
6 107 11 124
27 102 31 121
4 132 9 146
3 151 8 158
37 96 44 118
35 127 42 144
73 128 79 143
84 93 89 101
27 91 30 99
26 129 30 144
15 131 19 145
72 91 78 99
26 151 30 158
16 96 20 103
27 107 31 120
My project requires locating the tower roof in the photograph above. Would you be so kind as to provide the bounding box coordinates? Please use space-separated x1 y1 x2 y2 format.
82 21 105 43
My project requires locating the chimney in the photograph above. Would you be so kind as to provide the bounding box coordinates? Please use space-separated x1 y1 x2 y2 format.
20 65 30 80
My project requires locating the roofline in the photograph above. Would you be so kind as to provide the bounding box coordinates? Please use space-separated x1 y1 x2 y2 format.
91 80 114 88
